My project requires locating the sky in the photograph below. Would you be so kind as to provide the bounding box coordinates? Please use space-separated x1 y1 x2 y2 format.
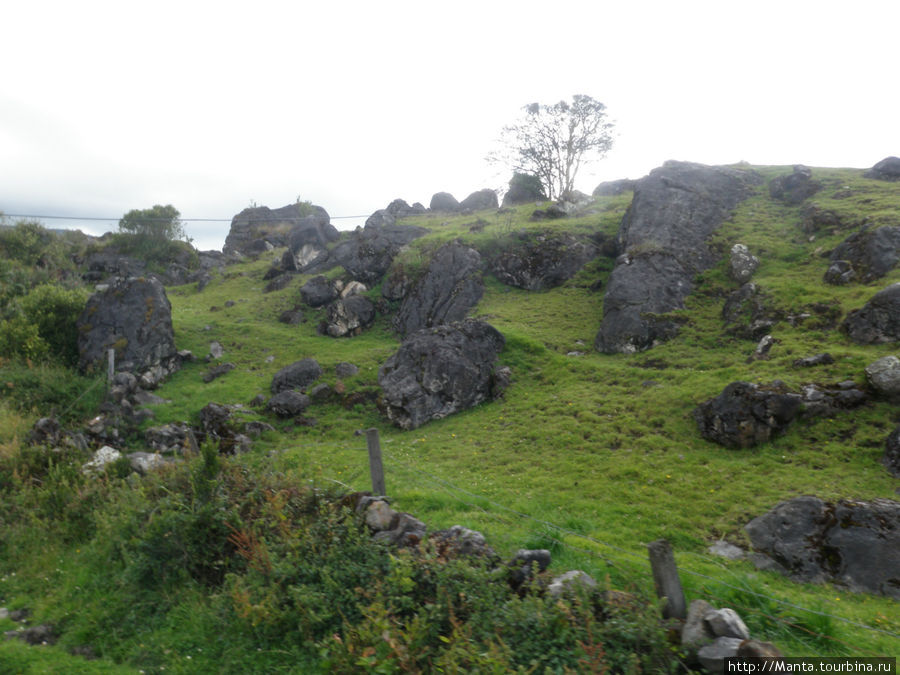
2 0 898 251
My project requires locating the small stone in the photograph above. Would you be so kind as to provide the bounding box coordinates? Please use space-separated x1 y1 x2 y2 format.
704 608 751 640
547 570 597 598
697 637 743 673
364 500 397 532
82 446 122 474
707 540 745 560
682 599 716 650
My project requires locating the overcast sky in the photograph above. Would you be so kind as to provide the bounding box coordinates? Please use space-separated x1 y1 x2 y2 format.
2 0 897 251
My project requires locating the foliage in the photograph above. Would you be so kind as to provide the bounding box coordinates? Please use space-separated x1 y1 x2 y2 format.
18 284 88 366
117 204 188 243
0 361 105 424
493 94 614 199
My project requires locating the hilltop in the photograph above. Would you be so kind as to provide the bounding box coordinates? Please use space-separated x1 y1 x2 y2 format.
1 159 899 671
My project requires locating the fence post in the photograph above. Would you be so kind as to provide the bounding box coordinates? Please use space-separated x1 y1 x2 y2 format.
107 348 115 384
647 538 687 620
365 428 386 496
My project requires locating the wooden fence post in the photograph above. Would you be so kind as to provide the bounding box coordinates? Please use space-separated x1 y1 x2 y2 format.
647 538 687 620
366 428 386 496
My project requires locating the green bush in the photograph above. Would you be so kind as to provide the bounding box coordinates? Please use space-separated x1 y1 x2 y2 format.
19 284 88 366
0 362 106 423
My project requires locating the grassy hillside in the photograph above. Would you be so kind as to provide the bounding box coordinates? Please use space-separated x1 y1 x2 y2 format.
1 167 899 670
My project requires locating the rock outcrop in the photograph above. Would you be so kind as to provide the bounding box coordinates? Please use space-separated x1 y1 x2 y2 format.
281 215 341 272
728 244 759 284
429 192 461 212
378 319 507 429
488 232 598 291
595 161 761 353
694 381 867 449
323 296 376 337
459 189 498 211
745 496 900 598
331 222 429 285
824 225 900 284
393 241 484 337
270 358 323 394
76 277 180 387
223 202 330 256
842 282 900 344
768 165 820 204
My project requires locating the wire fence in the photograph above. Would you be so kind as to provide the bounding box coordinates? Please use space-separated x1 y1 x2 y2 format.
303 436 900 655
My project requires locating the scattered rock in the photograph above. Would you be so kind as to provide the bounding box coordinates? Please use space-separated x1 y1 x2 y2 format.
745 496 900 598
801 203 847 234
681 599 716 650
825 226 900 284
728 244 759 283
883 427 900 478
430 526 495 560
378 319 506 429
203 362 235 383
722 283 778 340
737 639 784 658
281 214 340 272
768 165 820 204
335 362 359 378
865 355 900 397
530 204 568 220
263 273 295 293
707 540 745 560
697 637 743 674
547 570 597 598
508 549 552 589
266 390 311 418
271 358 323 394
278 308 305 325
324 296 376 337
82 446 122 474
843 283 900 344
694 381 802 449
76 277 180 387
864 156 900 181
223 202 330 257
748 334 777 362
393 241 484 337
792 353 834 368
331 222 429 285
128 451 171 475
704 608 750 640
300 275 338 308
595 161 761 353
459 188 498 211
208 341 225 360
145 423 198 455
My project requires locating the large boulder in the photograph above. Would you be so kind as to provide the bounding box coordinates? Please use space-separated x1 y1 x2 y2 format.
281 215 340 272
429 192 461 212
595 161 761 354
223 203 330 256
300 275 339 308
331 222 429 285
865 355 900 397
76 277 179 387
745 496 900 598
824 226 900 284
393 241 484 337
270 358 323 394
378 319 507 430
693 381 866 449
323 296 376 337
488 232 598 291
768 165 820 204
864 156 900 181
842 282 900 344
728 244 760 283
459 189 498 211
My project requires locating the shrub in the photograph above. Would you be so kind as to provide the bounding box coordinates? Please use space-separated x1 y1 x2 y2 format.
0 362 106 424
19 284 88 366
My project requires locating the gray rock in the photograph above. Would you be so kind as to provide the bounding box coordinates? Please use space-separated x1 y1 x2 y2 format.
697 637 743 674
281 214 340 272
746 496 900 598
792 353 834 368
825 226 900 284
128 451 171 475
595 161 761 353
885 426 900 478
266 390 311 418
547 570 597 598
864 156 900 181
694 381 803 449
335 362 359 378
509 549 552 588
82 446 122 474
76 277 180 387
707 540 745 560
865 355 900 396
364 499 398 532
721 282 777 340
373 512 427 547
459 188 498 211
843 283 900 344
488 232 598 291
592 179 636 197
768 165 820 204
331 222 429 285
300 275 338 308
681 599 716 650
393 241 484 337
202 362 235 383
208 341 225 360
223 202 330 257
324 295 376 337
145 423 197 455
379 319 506 430
430 525 495 559
271 358 323 394
429 191 461 212
728 244 759 283
704 608 750 640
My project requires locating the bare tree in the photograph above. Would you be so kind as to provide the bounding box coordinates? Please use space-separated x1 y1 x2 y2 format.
493 95 614 200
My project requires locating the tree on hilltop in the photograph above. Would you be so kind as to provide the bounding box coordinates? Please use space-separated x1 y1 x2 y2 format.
493 95 614 200
118 204 189 242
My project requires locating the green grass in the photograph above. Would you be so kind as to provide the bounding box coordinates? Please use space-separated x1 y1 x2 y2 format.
2 168 900 669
